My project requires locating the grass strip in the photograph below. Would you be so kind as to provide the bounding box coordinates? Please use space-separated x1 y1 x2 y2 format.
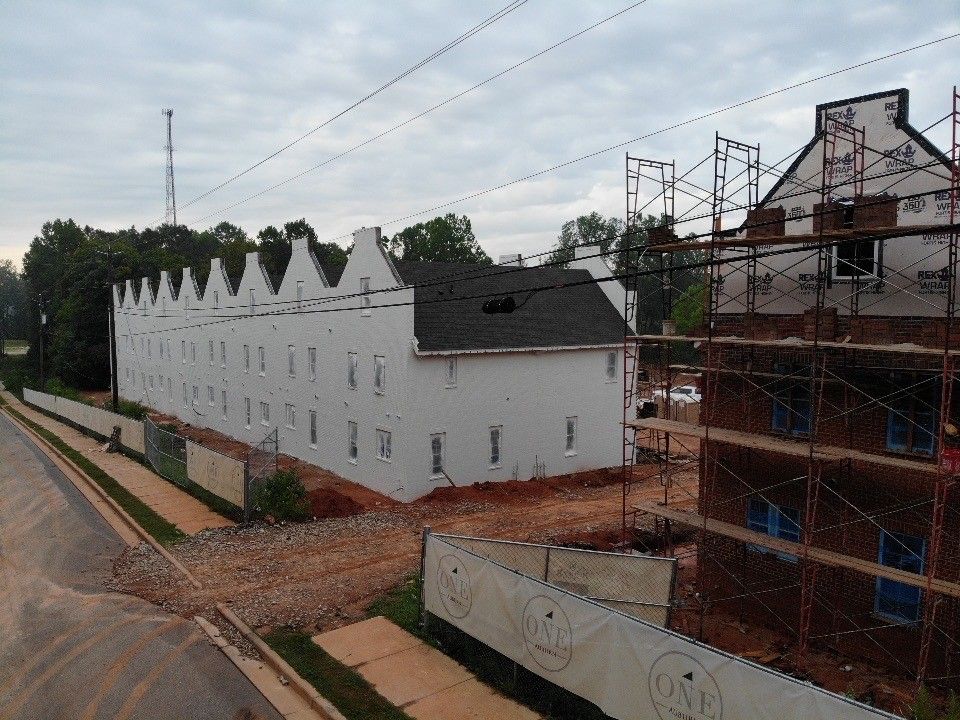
263 628 411 720
0 395 186 547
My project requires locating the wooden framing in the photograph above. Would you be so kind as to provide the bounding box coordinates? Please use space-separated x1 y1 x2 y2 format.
634 501 960 599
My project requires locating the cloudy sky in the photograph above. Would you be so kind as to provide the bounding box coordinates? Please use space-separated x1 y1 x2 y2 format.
1 1 957 267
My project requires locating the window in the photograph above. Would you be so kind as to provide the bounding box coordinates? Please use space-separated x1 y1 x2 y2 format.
446 357 457 387
886 373 937 456
747 498 802 561
875 530 926 623
209 339 214 365
348 421 358 462
184 295 190 318
834 238 879 278
208 385 215 406
249 288 256 313
181 339 186 363
490 426 502 467
158 373 163 390
166 339 171 360
147 338 151 358
125 367 130 381
221 390 228 420
220 341 226 368
308 347 317 381
243 345 250 373
771 364 811 436
258 347 266 375
296 280 304 308
193 385 199 405
565 417 578 455
309 410 318 446
605 351 618 382
191 341 196 364
285 403 296 429
167 377 172 401
213 290 219 309
182 382 188 407
377 429 392 461
347 352 358 389
260 401 270 425
374 355 385 393
360 277 371 315
430 433 445 477
149 375 154 390
244 397 251 428
288 345 296 377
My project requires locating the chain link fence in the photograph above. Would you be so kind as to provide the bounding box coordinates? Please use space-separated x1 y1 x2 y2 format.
144 415 188 486
245 427 278 521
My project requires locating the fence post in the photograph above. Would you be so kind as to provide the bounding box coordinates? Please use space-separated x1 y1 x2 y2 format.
243 455 251 523
419 526 431 632
544 545 552 583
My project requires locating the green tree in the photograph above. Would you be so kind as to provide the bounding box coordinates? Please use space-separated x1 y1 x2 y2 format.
388 214 490 264
0 260 27 348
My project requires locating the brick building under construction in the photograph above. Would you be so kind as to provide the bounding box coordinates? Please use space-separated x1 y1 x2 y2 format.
624 87 960 688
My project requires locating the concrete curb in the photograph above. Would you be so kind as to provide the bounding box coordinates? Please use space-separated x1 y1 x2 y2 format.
217 603 348 720
0 400 203 589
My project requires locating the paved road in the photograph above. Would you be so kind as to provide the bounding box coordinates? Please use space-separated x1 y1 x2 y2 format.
0 412 281 720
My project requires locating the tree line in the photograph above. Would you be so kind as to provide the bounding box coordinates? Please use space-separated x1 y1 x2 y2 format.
1 210 700 391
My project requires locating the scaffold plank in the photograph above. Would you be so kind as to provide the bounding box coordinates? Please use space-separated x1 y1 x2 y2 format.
647 224 953 253
633 501 960 598
627 417 940 474
628 334 960 356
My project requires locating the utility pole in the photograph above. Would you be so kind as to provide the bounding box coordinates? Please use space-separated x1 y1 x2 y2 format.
38 296 46 392
162 108 177 225
107 248 119 412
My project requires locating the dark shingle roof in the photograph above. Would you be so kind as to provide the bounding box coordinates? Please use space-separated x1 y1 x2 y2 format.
394 261 625 352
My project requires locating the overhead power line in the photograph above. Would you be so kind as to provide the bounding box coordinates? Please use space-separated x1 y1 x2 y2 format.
185 0 653 228
314 32 959 244
153 0 532 225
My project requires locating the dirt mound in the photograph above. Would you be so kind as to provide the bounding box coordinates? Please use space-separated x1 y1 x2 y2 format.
418 467 621 506
306 487 365 518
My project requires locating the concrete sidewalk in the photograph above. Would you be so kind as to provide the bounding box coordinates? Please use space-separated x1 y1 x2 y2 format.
313 616 541 720
1 390 233 535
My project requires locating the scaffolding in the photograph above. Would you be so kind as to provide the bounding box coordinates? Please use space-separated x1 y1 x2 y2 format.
621 87 960 691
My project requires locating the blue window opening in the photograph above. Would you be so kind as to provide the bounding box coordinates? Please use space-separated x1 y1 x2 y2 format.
885 373 938 456
747 498 801 562
771 364 812 436
875 530 926 624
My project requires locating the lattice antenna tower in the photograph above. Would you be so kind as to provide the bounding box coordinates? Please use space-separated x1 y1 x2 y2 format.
162 108 177 225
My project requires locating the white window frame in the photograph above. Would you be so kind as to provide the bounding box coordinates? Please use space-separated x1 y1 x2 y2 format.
249 288 256 313
220 341 226 368
374 355 385 394
430 433 445 478
377 429 392 462
258 346 266 376
221 390 228 420
191 341 196 364
348 421 358 462
296 280 304 308
308 347 317 381
181 339 186 363
309 410 318 447
565 416 578 456
209 339 214 365
243 344 250 373
285 403 296 429
244 397 251 428
213 290 219 309
490 426 502 468
207 385 215 406
446 356 457 388
260 401 270 426
182 382 188 407
605 351 618 382
347 352 358 389
360 277 372 316
288 345 296 377
192 385 199 405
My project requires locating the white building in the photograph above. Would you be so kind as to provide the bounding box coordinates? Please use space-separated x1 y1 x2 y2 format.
113 227 632 501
